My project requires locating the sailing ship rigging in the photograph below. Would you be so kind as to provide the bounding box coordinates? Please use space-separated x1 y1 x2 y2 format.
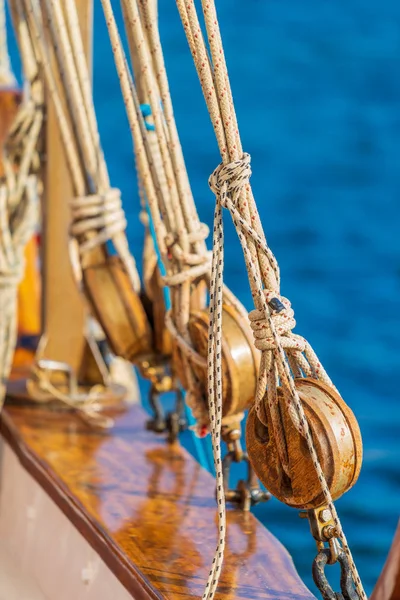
0 1 398 600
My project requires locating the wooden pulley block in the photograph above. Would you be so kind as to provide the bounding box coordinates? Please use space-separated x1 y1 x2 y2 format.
169 280 208 393
145 265 172 357
246 378 362 509
172 343 190 391
188 303 260 418
82 252 153 363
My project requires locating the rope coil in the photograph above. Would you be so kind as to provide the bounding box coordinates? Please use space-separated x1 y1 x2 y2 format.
70 189 127 254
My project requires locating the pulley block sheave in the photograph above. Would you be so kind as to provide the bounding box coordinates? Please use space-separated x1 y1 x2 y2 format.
246 378 363 509
186 303 260 418
82 252 153 363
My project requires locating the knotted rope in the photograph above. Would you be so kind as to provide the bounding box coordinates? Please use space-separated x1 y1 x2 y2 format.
100 0 214 428
175 1 366 598
22 0 140 293
28 363 114 429
0 0 42 411
14 0 139 425
0 181 37 402
70 189 127 254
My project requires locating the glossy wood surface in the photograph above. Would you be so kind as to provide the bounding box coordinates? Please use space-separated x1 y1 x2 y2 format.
1 398 316 600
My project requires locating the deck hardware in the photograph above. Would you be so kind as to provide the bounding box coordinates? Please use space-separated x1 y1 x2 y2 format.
312 549 359 600
306 505 340 564
268 297 285 313
221 425 270 511
143 357 186 442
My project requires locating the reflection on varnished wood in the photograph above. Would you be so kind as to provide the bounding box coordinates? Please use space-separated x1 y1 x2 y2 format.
1 399 316 599
112 447 203 597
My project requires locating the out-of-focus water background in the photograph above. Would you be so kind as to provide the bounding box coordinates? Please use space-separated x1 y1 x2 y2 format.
9 1 400 596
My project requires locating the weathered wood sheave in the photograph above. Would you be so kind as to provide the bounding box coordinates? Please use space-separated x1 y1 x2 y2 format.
1 394 317 600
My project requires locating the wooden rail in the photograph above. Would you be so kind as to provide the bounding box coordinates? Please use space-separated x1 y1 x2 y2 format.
1 396 316 600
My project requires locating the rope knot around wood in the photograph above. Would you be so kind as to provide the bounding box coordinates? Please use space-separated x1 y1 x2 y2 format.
249 290 306 353
70 188 127 254
164 222 209 265
162 223 212 287
208 152 252 201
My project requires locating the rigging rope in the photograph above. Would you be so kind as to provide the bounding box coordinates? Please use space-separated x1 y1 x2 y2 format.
101 0 251 435
174 1 366 599
100 0 210 427
0 0 16 86
0 0 40 410
15 0 140 426
21 0 139 292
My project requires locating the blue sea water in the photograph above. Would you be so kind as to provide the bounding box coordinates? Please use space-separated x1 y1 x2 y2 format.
8 1 400 596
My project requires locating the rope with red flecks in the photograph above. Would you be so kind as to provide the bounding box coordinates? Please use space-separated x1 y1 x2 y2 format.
175 1 366 599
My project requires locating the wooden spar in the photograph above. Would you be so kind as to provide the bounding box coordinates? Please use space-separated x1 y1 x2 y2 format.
1 381 316 600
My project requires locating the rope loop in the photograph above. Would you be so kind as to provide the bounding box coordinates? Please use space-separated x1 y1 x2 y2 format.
162 252 211 287
165 221 209 264
249 291 306 353
209 152 251 201
163 222 212 286
70 188 127 254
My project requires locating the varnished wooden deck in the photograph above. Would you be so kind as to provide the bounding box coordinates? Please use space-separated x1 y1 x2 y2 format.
0 398 316 600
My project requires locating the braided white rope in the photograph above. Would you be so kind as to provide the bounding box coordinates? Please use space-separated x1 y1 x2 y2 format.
175 2 366 599
12 0 136 426
0 1 41 410
22 0 140 292
70 189 127 255
0 181 37 406
100 0 211 426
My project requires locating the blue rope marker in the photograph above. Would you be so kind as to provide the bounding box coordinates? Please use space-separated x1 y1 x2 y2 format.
145 203 213 473
140 104 155 131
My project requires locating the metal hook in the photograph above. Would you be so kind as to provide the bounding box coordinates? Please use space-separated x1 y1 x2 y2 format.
146 385 186 443
312 549 360 600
